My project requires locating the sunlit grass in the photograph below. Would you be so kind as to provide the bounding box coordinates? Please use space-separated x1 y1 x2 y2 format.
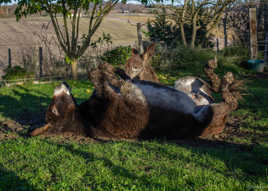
0 53 268 190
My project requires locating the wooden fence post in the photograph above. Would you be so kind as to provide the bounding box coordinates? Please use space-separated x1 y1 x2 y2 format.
265 33 268 63
216 24 220 53
6 5 8 15
128 20 145 54
264 3 268 62
39 47 43 77
137 23 144 54
249 8 258 59
223 11 228 48
8 48 11 68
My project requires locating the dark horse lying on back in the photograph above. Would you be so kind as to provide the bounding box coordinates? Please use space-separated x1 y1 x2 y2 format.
30 63 241 140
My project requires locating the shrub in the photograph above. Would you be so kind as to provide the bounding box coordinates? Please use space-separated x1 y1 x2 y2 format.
145 8 179 48
152 44 215 74
220 46 249 58
3 66 35 81
145 8 214 48
101 46 132 66
219 46 259 73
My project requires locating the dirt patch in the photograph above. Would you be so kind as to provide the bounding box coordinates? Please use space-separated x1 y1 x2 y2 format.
0 120 247 146
0 120 26 140
0 108 263 148
0 113 245 143
37 133 97 145
0 118 97 143
0 108 46 141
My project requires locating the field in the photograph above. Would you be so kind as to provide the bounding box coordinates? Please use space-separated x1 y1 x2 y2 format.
0 14 153 77
0 51 268 190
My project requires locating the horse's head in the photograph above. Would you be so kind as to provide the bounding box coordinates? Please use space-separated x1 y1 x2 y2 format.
125 43 156 80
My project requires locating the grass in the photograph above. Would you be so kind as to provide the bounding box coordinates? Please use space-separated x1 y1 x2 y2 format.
1 139 267 191
0 54 268 190
0 80 93 122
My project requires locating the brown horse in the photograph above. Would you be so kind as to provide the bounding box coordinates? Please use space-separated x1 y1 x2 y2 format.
30 63 235 140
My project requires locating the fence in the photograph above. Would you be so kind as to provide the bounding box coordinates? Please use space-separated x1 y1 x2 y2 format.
220 1 268 60
1 2 268 85
0 42 137 85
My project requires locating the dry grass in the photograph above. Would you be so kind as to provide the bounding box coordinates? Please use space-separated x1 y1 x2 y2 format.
0 13 152 76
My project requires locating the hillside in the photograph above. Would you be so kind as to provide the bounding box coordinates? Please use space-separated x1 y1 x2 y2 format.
0 14 152 77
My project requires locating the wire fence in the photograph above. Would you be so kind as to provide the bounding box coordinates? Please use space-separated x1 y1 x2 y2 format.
0 1 268 86
220 1 268 59
0 42 137 86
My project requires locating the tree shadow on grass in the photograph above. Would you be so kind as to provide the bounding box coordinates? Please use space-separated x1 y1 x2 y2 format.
129 139 268 182
0 89 47 122
0 88 86 133
0 164 38 191
43 139 179 191
42 138 268 190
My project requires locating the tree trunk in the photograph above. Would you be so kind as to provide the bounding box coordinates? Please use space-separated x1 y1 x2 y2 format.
71 59 78 80
191 17 198 48
191 29 197 48
180 0 190 47
180 23 187 47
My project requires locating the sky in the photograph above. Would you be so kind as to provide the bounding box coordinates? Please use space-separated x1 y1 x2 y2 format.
1 0 180 6
2 0 174 5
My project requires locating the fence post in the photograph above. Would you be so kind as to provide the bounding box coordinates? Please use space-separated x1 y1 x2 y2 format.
223 11 228 48
264 2 268 45
265 33 268 63
39 47 43 77
137 23 144 54
6 6 8 15
249 8 258 59
216 24 220 53
8 48 11 68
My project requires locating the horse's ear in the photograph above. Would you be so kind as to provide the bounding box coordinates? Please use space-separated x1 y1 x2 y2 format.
143 43 156 62
132 48 139 56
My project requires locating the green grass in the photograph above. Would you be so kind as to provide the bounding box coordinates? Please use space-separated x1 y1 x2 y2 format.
0 80 93 122
0 54 268 190
0 139 267 191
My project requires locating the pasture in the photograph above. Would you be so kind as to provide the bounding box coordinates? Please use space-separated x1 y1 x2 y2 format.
0 54 268 190
0 14 153 77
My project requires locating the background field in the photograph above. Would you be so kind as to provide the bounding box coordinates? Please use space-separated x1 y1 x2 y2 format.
0 14 153 77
